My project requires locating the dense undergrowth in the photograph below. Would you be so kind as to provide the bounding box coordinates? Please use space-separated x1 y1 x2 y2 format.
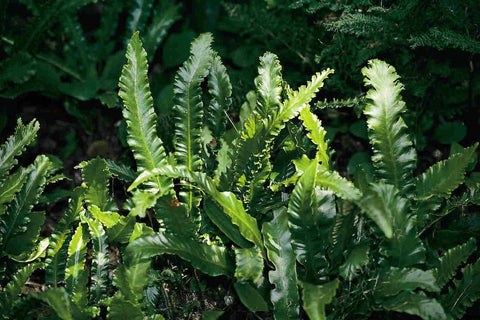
1 1 480 319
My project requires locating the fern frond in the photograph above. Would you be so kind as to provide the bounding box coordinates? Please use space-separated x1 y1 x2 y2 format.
79 158 116 212
173 33 213 171
316 166 361 201
0 263 41 315
119 32 168 173
65 223 89 307
46 188 84 286
434 238 476 288
173 33 213 214
126 0 154 39
126 233 233 277
409 28 480 54
143 2 181 62
299 106 329 169
262 208 300 319
254 52 283 118
416 144 477 200
0 166 32 209
207 54 232 138
83 216 109 303
1 155 51 257
362 59 416 195
442 258 480 319
0 119 39 179
234 246 264 283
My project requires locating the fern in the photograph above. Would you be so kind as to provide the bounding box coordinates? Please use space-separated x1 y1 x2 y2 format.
254 52 283 118
442 258 480 319
362 59 417 195
119 32 168 174
434 238 477 288
0 119 39 178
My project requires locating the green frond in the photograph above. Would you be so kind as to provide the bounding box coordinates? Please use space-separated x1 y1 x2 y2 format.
262 208 300 319
0 119 39 179
375 267 440 296
299 106 329 169
173 33 213 214
104 159 137 183
154 197 197 238
0 166 32 209
83 216 109 303
79 158 116 211
207 54 232 138
381 291 447 320
1 155 51 257
416 144 478 200
362 59 416 195
35 287 74 320
409 28 480 54
0 263 41 315
114 262 150 302
107 295 144 320
288 160 333 281
434 238 476 288
173 32 213 171
143 2 181 61
254 52 283 118
126 0 154 38
316 166 361 201
299 279 339 320
442 258 480 319
65 223 89 307
126 233 233 277
234 246 264 283
119 32 168 174
45 189 84 286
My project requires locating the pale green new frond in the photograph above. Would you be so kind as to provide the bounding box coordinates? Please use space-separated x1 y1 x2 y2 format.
416 144 477 200
0 166 32 208
254 52 283 118
434 238 476 288
119 32 167 173
362 59 416 195
0 119 39 178
234 246 264 283
299 106 329 169
272 69 333 138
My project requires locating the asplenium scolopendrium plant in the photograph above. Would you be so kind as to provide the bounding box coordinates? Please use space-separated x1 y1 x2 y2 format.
116 32 480 320
0 119 62 318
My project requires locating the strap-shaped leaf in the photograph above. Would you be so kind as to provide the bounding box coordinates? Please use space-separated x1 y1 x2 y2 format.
300 279 339 320
1 155 51 256
416 143 477 200
299 106 329 169
126 233 233 277
65 223 89 307
254 52 283 118
262 208 300 320
234 246 264 283
143 2 181 62
316 166 361 201
0 166 31 208
114 262 150 302
119 32 167 173
0 119 39 179
362 60 416 195
173 33 213 213
83 216 109 303
107 295 144 320
288 160 331 280
339 244 369 281
442 258 480 319
233 281 269 312
35 287 74 320
173 33 212 171
375 267 440 296
0 263 40 315
46 188 84 286
382 291 447 320
434 238 476 288
357 182 402 239
104 159 137 183
154 197 197 238
79 158 116 211
207 54 232 138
